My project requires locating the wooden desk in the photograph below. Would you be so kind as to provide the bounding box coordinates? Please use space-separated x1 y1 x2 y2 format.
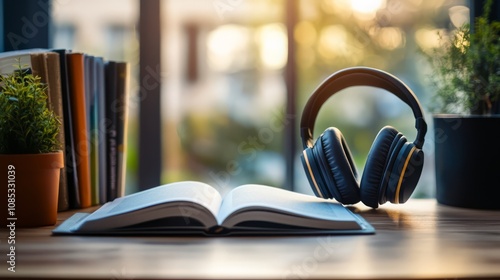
1 199 499 279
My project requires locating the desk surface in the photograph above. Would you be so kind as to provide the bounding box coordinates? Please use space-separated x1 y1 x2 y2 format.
1 199 499 280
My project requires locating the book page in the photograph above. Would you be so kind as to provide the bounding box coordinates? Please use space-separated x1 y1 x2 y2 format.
72 181 222 231
217 185 359 229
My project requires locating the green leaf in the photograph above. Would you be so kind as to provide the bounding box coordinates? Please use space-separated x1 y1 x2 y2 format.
0 58 60 154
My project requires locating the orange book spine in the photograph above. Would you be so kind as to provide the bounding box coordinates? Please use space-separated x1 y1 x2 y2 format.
66 53 91 208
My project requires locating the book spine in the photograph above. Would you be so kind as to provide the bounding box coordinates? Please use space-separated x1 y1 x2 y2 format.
52 49 81 209
115 62 130 198
95 57 107 204
85 55 100 206
67 53 92 208
105 61 118 201
45 52 70 211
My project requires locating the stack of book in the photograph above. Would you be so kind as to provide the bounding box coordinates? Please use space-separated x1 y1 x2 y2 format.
0 49 131 210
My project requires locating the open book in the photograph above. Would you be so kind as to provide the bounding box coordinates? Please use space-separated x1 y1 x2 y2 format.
53 181 374 236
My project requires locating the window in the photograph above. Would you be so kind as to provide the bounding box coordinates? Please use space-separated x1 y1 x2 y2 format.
52 24 75 50
50 0 469 198
104 24 132 61
161 0 287 196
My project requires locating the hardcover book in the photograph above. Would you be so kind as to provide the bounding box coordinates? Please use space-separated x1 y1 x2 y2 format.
104 61 118 201
94 57 107 205
52 48 81 209
114 61 130 198
53 181 374 236
84 54 99 205
67 52 92 208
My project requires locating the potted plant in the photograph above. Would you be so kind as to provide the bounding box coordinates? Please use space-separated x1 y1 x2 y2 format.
425 0 500 209
0 62 64 226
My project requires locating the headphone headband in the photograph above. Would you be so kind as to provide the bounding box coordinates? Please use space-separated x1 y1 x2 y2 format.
300 66 427 149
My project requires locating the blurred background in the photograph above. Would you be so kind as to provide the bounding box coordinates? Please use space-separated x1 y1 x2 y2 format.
48 0 469 198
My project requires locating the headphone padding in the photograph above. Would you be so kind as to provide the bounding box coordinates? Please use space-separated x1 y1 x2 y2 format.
320 128 360 204
301 148 325 198
360 126 399 208
311 141 335 199
386 143 424 204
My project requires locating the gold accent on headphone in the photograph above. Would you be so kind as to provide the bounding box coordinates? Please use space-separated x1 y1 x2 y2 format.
394 146 417 204
302 150 324 198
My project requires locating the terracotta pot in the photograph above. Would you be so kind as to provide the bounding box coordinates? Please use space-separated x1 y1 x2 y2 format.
0 151 64 227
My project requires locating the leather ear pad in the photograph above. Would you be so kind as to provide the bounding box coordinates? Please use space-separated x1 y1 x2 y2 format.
301 148 327 198
317 127 360 204
360 126 399 208
386 143 424 204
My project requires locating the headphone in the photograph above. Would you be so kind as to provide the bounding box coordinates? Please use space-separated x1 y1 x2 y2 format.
300 66 427 209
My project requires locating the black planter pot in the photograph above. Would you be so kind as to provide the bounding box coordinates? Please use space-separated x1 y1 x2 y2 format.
434 114 500 209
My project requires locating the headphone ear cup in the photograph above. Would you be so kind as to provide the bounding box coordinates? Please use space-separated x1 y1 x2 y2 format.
301 147 328 198
360 126 399 208
318 127 360 204
386 142 424 204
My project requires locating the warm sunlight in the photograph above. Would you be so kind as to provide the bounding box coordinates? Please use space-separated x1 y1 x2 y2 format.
256 23 287 70
294 20 317 47
317 24 365 64
449 5 470 28
376 27 405 50
351 0 385 15
318 25 348 59
415 27 444 53
207 24 252 72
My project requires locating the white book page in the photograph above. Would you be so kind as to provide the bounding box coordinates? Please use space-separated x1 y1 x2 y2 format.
0 48 48 74
72 181 222 231
216 185 358 228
